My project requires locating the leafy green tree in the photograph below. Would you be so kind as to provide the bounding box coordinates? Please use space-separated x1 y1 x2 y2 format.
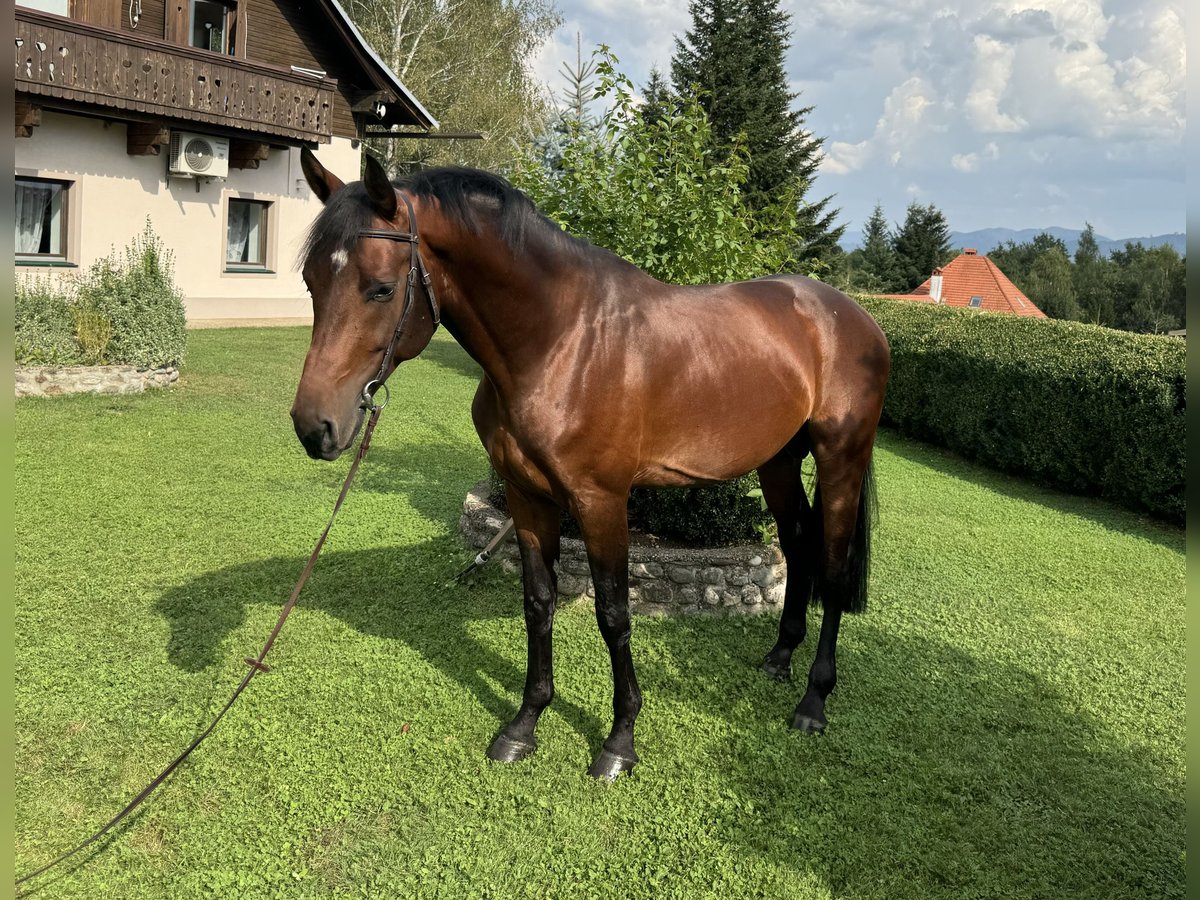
345 0 561 173
671 0 842 262
513 47 800 286
892 202 953 291
987 233 1071 298
1026 246 1082 320
1110 243 1185 334
1072 223 1114 325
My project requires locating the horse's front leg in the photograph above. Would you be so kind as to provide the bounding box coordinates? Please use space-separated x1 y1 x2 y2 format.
486 484 561 763
574 492 642 780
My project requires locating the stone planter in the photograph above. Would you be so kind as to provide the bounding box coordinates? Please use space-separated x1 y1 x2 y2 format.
459 480 786 616
15 365 179 398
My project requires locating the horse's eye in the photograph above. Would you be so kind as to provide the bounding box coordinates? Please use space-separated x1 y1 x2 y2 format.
368 284 396 302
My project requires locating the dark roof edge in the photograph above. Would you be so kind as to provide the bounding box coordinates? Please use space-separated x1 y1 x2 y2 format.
321 0 439 130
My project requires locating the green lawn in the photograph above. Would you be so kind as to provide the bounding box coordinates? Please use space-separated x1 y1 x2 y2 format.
15 328 1185 899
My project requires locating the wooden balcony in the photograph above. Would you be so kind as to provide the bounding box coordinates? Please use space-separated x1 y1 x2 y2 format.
15 8 337 144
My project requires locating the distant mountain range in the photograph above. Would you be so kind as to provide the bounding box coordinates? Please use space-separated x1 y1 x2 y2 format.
838 227 1185 258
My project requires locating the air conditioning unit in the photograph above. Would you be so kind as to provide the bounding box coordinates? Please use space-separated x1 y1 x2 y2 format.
168 131 230 178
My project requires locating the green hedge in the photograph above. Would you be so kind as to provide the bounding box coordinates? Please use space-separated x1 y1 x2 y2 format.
15 221 186 370
857 296 1185 523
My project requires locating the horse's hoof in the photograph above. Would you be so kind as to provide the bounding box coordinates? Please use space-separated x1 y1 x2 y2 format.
761 657 792 681
790 712 827 734
486 733 537 763
587 749 638 781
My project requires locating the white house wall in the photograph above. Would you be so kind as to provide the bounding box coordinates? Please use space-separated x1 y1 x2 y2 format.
15 111 363 321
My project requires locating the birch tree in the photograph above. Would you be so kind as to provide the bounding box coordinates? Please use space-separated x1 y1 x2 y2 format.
345 0 562 172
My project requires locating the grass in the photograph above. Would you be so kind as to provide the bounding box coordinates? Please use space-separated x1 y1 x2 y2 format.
14 328 1185 899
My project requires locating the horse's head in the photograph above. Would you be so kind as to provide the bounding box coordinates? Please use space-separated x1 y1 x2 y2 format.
291 149 440 460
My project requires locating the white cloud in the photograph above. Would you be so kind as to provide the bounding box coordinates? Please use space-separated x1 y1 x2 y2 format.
956 141 1003 172
819 76 936 174
964 35 1027 132
536 0 1185 236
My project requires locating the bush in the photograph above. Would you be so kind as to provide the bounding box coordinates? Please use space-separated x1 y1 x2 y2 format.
75 221 187 369
857 296 1185 523
16 222 187 371
486 470 770 546
15 276 83 366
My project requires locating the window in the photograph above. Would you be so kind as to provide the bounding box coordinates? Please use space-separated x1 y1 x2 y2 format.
15 177 70 263
190 0 238 55
969 295 983 308
21 0 70 14
226 198 270 271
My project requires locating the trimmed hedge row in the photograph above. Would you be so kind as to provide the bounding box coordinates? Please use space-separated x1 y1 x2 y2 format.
857 296 1185 523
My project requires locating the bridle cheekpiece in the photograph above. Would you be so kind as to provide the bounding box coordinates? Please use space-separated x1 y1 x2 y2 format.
357 193 441 411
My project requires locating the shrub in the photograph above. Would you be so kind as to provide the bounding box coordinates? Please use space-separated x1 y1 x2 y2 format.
857 296 1185 523
69 300 113 365
15 221 187 371
15 276 83 366
75 220 187 369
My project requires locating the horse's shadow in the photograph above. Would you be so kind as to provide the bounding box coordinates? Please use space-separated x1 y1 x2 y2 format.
152 541 608 756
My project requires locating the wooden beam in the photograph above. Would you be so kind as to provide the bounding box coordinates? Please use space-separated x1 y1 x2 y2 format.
229 139 271 169
126 122 171 156
364 131 484 141
15 101 41 138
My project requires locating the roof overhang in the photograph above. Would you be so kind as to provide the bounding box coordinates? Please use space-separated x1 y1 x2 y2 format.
321 0 438 131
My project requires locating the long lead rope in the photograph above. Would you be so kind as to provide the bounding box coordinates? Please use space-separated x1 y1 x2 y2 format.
15 404 385 891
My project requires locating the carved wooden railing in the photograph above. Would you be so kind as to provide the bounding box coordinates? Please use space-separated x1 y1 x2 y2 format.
15 8 336 143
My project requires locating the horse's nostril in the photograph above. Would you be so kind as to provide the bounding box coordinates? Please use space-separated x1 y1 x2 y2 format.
320 419 336 450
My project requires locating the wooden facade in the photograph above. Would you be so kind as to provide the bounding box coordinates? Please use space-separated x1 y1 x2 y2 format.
16 8 337 143
15 1 433 144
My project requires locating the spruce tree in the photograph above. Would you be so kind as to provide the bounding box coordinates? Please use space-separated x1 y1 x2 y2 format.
1073 223 1114 325
640 67 674 129
671 0 843 262
892 203 953 291
857 203 898 291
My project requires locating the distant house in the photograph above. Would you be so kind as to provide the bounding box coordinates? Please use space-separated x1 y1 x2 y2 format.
15 0 436 322
877 249 1047 319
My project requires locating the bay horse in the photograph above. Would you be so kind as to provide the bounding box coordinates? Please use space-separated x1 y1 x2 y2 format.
292 149 890 780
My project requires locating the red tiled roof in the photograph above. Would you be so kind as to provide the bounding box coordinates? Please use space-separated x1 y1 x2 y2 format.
876 249 1047 318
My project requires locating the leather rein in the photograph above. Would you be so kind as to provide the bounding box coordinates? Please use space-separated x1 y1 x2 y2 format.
16 194 438 891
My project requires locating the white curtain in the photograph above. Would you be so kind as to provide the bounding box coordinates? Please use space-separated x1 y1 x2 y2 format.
15 182 53 254
227 202 250 262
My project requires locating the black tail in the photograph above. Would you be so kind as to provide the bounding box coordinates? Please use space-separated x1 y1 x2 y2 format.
811 458 876 615
845 459 877 614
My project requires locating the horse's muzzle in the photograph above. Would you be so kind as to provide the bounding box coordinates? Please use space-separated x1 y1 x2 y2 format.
291 404 365 461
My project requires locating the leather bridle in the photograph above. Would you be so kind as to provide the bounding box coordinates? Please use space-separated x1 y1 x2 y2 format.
357 193 441 412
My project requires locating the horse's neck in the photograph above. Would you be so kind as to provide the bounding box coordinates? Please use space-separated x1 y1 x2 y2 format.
435 251 568 396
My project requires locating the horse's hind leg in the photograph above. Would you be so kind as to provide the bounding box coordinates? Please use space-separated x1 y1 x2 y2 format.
792 424 877 734
486 485 561 763
757 441 819 681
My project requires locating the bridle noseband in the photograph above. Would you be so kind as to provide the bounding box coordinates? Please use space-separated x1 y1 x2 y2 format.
357 193 441 411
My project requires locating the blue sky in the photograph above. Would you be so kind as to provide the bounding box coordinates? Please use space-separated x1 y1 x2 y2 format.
529 0 1185 239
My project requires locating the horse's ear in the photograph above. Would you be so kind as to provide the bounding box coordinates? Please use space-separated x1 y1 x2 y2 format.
300 147 345 204
362 152 398 222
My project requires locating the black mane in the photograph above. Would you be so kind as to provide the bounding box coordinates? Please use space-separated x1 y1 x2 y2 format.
300 166 570 268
